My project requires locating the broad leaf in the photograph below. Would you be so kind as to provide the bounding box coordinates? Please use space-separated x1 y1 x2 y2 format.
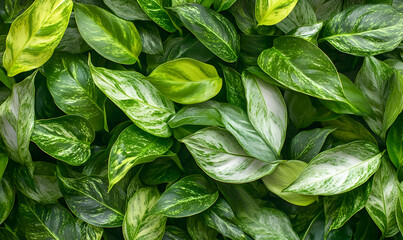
168 101 223 128
221 65 246 111
307 0 342 21
383 71 403 137
187 215 218 240
137 22 163 55
255 0 298 26
103 0 150 21
171 3 240 63
180 127 278 183
0 149 7 180
163 226 192 240
0 175 14 224
285 141 382 195
214 0 237 11
276 0 317 34
289 22 324 43
140 157 182 185
74 2 142 64
31 115 95 166
77 219 103 240
3 0 73 76
229 0 257 34
0 0 34 23
0 68 14 89
387 114 403 168
137 0 181 33
173 0 214 7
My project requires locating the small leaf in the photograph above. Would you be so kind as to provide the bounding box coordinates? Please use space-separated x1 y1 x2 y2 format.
137 0 181 33
0 175 14 224
255 0 298 26
187 215 218 240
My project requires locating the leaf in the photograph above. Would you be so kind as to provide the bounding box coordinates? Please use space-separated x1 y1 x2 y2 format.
0 72 35 174
0 68 14 89
221 65 247 111
43 54 106 131
123 187 167 240
57 173 126 227
214 0 237 11
0 0 34 23
170 3 240 63
276 0 317 34
396 198 403 237
322 4 403 56
187 215 218 240
180 127 278 183
229 0 257 34
163 226 192 240
140 157 182 185
0 175 14 224
173 0 214 7
77 219 103 240
3 0 73 77
383 71 403 137
255 0 299 26
137 0 181 33
366 159 400 237
242 69 287 155
19 196 80 240
307 0 342 21
74 2 142 64
0 149 7 180
89 60 175 138
31 115 95 166
147 58 222 104
151 174 219 217
258 36 347 103
284 141 382 195
103 0 150 21
55 15 90 54
108 124 172 190
387 114 403 168
137 22 163 55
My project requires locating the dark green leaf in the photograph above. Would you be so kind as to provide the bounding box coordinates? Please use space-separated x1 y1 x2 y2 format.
140 157 182 185
221 65 247 111
103 0 150 21
187 215 218 240
137 0 181 33
276 0 317 34
137 22 163 55
0 175 14 224
387 114 403 168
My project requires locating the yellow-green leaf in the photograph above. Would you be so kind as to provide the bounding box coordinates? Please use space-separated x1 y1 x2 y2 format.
255 0 298 26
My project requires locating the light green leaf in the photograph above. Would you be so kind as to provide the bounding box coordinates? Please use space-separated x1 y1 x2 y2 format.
0 175 14 224
108 124 172 190
147 58 222 104
366 159 399 237
2 0 72 76
221 65 247 111
89 60 175 138
137 22 163 55
180 127 278 183
255 0 298 26
276 0 317 34
77 219 103 240
214 0 237 11
152 174 219 218
289 22 324 43
74 2 141 64
187 215 218 240
137 0 181 33
103 0 150 21
322 4 403 56
31 115 95 166
171 3 240 63
123 187 167 240
285 141 382 195
0 72 35 174
168 101 223 128
173 0 214 7
387 114 403 168
383 71 403 138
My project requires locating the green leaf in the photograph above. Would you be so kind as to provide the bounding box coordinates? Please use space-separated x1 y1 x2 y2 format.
0 68 14 89
140 157 182 185
0 149 7 180
57 173 126 227
173 0 214 7
0 72 35 174
2 0 72 76
187 215 218 240
229 0 257 34
74 2 142 64
289 127 336 162
276 0 317 34
214 0 237 11
255 0 298 26
77 219 103 240
366 159 400 237
221 65 247 111
151 174 219 217
137 22 163 55
55 15 90 54
180 127 278 183
0 0 34 23
289 22 324 43
108 124 172 190
43 54 106 131
396 197 403 237
163 226 192 240
307 0 342 21
89 60 175 138
258 36 347 103
0 175 14 224
19 196 80 240
383 71 403 138
242 69 287 155
147 58 222 104
123 187 167 240
284 141 382 195
103 0 150 21
322 4 403 56
387 114 403 168
0 227 19 240
170 3 240 63
31 115 95 166
137 0 181 33
384 58 403 76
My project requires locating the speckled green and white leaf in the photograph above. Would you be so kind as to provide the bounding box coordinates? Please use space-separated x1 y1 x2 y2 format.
43 54 105 131
365 159 399 237
258 36 347 102
151 174 219 217
214 0 237 11
2 0 72 76
187 215 218 240
289 22 324 43
201 197 247 239
383 71 403 138
74 3 141 64
387 114 403 168
289 127 336 162
77 219 103 240
242 70 287 155
276 0 317 34
109 124 172 190
324 179 373 235
0 72 35 174
137 0 181 33
19 196 80 240
163 226 192 240
147 58 222 104
31 115 95 166
356 56 395 138
322 4 403 56
89 62 175 138
180 127 278 183
57 173 126 227
170 3 239 63
123 187 167 240
221 65 246 111
103 0 150 21
168 101 223 128
255 0 298 26
396 196 403 236
0 175 14 224
284 141 382 195
137 22 163 55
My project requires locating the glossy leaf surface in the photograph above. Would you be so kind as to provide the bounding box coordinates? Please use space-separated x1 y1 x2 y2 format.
255 0 299 26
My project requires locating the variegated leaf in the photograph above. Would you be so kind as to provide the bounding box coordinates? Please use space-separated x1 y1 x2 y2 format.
168 101 223 128
0 72 35 174
137 22 163 55
137 0 181 33
289 22 324 43
31 115 95 166
74 2 141 64
0 0 34 23
366 159 399 237
383 71 403 138
77 219 103 240
173 0 214 7
221 65 246 111
284 141 382 195
89 60 175 138
0 149 7 180
214 0 237 11
187 215 218 240
108 124 172 190
0 175 14 224
123 187 167 240
396 195 403 236
255 0 298 26
322 4 403 56
3 0 72 76
163 226 192 239
180 127 278 183
276 0 317 34
139 158 182 186
387 114 403 168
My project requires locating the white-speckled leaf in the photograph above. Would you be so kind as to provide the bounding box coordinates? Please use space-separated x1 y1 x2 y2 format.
0 175 14 224
77 219 103 240
284 141 382 195
382 71 403 138
255 0 298 26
